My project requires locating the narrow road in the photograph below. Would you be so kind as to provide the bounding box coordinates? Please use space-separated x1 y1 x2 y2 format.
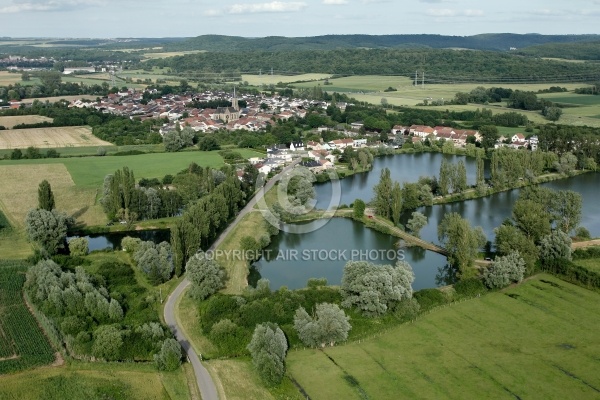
164 160 300 400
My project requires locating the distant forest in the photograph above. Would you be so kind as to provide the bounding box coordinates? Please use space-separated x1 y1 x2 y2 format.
158 34 600 53
145 48 600 83
518 41 600 61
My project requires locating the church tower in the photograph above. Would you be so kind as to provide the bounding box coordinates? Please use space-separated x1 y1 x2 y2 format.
232 86 239 111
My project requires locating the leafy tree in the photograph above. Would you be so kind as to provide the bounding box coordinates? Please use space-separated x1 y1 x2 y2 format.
25 209 69 256
494 224 538 274
247 323 288 386
438 159 451 195
186 251 225 300
121 236 142 253
438 213 486 276
453 160 467 193
479 125 499 150
483 251 526 289
294 303 351 348
406 211 428 237
341 260 414 317
154 338 182 371
133 241 174 284
353 199 366 218
68 237 88 256
163 127 195 152
512 199 551 243
198 136 221 151
372 168 393 219
92 325 123 360
390 182 403 225
539 230 572 266
552 190 582 234
542 106 562 121
108 299 124 321
37 180 55 211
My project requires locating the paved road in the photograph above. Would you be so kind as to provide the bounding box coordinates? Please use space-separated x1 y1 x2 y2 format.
163 160 299 400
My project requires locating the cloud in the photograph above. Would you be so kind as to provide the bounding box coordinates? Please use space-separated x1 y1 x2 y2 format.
323 0 347 4
0 0 100 13
426 8 456 17
464 9 484 17
227 1 307 14
425 8 484 18
420 0 446 3
202 9 222 17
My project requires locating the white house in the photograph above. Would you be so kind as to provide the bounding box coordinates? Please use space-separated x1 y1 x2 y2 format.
353 138 367 148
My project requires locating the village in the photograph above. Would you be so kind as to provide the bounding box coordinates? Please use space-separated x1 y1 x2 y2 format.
67 88 539 178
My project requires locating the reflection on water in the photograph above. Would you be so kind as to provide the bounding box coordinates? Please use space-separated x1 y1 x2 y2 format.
67 229 171 251
254 218 447 290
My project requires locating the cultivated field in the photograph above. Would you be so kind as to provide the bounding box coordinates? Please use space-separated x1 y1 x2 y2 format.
0 149 263 231
142 50 206 59
0 261 55 374
0 164 104 228
0 71 26 86
0 126 113 150
242 73 331 86
287 274 600 399
0 149 262 187
0 115 53 129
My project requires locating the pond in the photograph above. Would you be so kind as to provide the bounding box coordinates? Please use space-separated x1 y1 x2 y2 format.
67 229 170 252
253 218 449 291
313 152 488 209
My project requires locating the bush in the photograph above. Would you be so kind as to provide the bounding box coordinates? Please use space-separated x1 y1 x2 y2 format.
307 277 327 288
121 236 142 253
574 227 591 240
68 237 89 256
393 298 421 320
453 278 486 297
413 288 446 310
154 338 182 371
114 150 145 156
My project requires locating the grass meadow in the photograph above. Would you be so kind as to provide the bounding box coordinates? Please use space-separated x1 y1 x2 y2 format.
0 361 191 400
574 258 600 273
286 274 600 400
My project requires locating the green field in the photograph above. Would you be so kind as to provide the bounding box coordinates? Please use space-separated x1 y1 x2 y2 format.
537 93 600 106
0 261 56 374
0 143 162 158
575 258 600 273
0 148 263 188
287 274 600 399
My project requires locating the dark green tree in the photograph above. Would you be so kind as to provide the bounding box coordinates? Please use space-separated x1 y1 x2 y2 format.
38 179 55 211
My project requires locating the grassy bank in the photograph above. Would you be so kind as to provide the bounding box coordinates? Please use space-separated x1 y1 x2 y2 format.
287 274 600 399
0 361 191 400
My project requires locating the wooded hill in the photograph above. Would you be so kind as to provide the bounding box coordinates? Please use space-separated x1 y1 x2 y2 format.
146 48 600 83
160 34 600 52
518 40 600 60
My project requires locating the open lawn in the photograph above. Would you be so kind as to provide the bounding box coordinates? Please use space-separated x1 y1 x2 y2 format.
0 362 191 400
0 126 113 150
537 93 600 106
242 73 331 86
0 115 53 129
287 274 600 400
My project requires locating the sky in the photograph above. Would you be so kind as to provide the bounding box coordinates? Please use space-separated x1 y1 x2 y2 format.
0 0 599 38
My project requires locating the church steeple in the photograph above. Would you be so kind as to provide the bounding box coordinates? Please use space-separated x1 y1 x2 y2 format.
232 86 239 111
